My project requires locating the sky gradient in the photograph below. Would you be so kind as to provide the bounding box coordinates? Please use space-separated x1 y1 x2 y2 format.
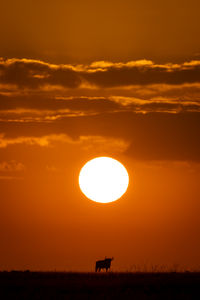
0 0 200 271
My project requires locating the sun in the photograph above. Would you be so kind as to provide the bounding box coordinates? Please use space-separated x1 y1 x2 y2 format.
79 157 129 203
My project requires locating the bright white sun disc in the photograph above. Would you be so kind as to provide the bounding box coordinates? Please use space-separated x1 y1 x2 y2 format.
79 157 129 203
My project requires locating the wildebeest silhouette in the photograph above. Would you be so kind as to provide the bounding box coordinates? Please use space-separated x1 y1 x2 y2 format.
95 257 113 272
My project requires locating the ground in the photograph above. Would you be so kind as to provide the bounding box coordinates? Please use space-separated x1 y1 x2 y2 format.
0 271 200 299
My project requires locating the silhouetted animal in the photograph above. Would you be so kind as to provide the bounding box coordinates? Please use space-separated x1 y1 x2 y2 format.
95 257 113 272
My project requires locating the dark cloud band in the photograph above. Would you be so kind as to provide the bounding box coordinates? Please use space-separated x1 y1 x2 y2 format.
0 58 200 89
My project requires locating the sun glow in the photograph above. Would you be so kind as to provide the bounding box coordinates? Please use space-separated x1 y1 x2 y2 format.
79 157 129 203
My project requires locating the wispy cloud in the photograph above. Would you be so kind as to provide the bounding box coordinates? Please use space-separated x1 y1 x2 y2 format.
0 133 75 148
0 160 25 172
0 92 200 124
78 135 129 153
0 133 129 153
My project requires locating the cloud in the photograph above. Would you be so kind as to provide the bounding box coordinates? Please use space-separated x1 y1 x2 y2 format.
0 58 81 89
78 135 129 153
0 133 129 154
0 160 25 172
0 58 199 120
0 58 200 91
0 110 199 161
0 58 199 162
0 133 75 148
83 61 200 88
0 159 25 180
0 57 199 118
110 96 200 113
0 92 200 124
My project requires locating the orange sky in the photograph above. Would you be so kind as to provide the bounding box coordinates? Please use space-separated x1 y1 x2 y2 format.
0 0 200 271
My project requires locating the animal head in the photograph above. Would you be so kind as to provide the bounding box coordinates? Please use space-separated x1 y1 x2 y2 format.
104 257 114 262
105 257 114 261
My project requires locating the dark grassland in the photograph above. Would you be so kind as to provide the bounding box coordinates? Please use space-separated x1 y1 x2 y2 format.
0 271 200 299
